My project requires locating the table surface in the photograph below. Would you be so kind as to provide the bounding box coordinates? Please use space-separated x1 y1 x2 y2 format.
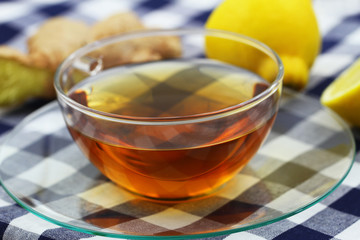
0 0 359 239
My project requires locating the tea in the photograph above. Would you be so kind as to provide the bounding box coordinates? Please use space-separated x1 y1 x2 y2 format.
67 59 277 200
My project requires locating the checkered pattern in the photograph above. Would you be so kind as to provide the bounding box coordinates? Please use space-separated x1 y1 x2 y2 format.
0 92 354 239
0 0 359 239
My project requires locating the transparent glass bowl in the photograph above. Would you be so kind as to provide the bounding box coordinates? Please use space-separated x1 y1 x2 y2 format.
54 29 283 200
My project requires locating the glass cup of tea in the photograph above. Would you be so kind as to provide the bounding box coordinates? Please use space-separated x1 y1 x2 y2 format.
54 29 283 201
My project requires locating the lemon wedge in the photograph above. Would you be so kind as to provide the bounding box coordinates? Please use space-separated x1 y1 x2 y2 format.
321 58 360 127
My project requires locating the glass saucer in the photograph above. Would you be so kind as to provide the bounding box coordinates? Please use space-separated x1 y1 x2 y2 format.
0 90 355 239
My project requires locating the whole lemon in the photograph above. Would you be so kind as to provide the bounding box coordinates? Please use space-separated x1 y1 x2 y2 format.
205 0 321 90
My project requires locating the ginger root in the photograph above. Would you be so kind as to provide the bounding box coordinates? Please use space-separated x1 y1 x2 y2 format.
28 18 90 70
0 46 53 106
0 12 182 107
87 12 181 68
87 12 145 42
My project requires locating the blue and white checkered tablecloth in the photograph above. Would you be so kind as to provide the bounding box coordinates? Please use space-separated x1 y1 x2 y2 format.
0 0 360 239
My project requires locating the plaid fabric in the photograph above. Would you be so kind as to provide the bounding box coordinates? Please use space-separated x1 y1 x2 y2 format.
0 91 354 239
0 0 359 240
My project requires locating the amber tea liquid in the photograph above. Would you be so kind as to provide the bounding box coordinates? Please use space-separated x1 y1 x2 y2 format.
67 60 277 200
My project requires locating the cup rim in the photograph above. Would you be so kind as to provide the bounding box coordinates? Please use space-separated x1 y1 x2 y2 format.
54 28 284 125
